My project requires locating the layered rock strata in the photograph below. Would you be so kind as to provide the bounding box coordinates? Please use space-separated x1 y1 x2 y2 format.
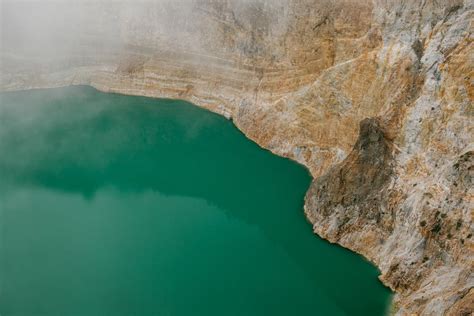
1 0 472 314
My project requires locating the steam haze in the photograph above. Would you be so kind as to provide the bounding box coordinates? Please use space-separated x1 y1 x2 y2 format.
1 0 296 71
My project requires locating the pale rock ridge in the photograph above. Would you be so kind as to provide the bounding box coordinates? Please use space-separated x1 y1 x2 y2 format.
1 0 473 314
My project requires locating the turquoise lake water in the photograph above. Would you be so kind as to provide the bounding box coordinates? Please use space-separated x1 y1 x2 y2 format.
0 86 391 315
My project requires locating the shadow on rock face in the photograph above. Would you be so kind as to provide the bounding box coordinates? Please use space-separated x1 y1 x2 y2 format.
306 117 394 219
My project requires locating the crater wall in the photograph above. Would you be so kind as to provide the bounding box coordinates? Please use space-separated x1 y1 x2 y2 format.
1 1 473 314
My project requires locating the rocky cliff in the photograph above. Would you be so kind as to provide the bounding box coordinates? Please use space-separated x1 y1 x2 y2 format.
1 0 473 314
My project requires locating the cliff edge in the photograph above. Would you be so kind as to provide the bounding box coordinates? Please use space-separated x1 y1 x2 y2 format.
1 0 472 314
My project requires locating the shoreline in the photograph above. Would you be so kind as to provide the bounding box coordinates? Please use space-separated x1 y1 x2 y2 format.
1 83 395 310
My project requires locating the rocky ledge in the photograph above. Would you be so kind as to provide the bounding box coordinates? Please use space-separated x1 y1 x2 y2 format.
1 0 473 314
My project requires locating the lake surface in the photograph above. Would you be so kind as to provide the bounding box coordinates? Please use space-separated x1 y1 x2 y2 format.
0 86 391 316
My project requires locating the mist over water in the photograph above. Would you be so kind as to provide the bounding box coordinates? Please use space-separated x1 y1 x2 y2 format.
0 86 391 315
1 1 392 314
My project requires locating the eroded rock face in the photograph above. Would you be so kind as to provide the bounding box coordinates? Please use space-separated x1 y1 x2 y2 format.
1 0 472 314
306 119 473 314
305 118 395 244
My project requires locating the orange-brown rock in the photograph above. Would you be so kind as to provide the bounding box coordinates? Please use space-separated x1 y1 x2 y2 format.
1 1 472 314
